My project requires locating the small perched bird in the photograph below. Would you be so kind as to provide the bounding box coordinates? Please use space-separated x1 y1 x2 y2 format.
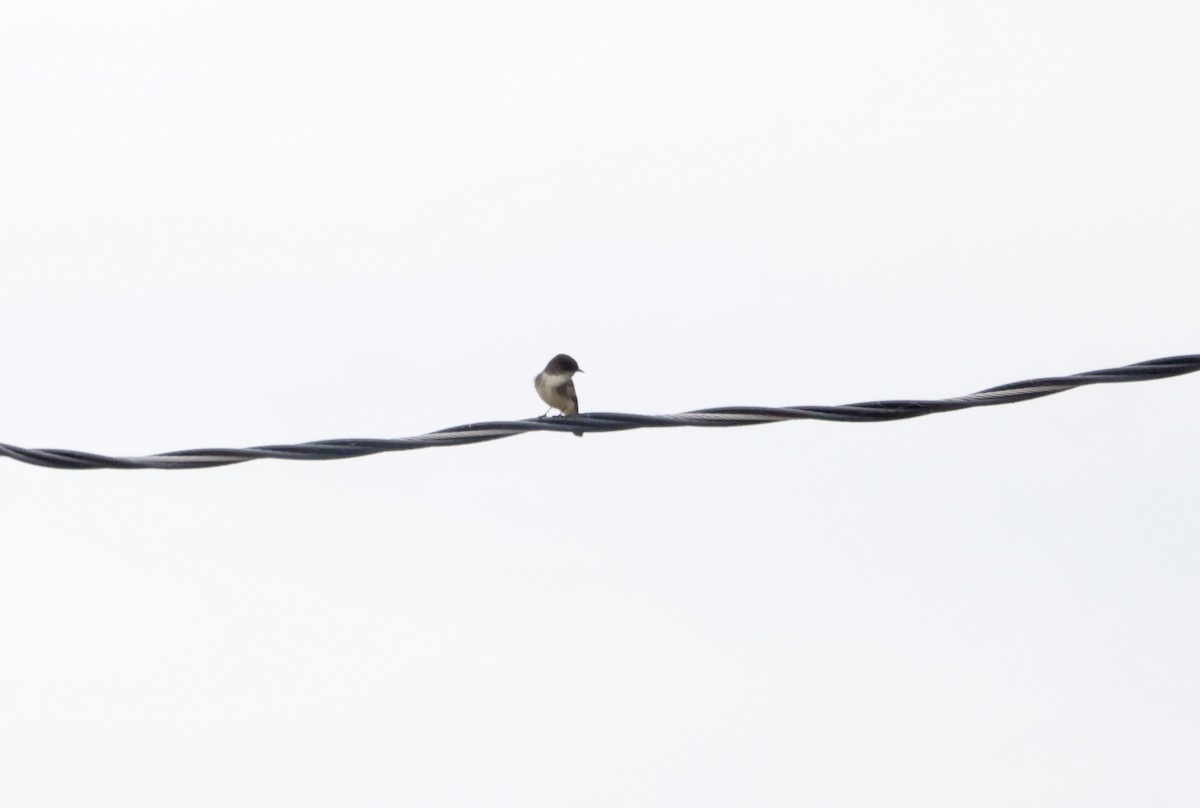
534 354 584 437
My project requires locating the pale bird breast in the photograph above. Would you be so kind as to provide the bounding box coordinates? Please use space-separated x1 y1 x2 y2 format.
535 372 574 411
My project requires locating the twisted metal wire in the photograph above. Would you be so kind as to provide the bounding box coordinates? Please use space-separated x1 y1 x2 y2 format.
2 354 1196 471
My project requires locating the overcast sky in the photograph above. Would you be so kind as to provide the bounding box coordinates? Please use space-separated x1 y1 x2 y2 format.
2 2 1198 806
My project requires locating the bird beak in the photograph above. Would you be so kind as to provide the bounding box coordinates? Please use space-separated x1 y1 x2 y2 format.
577 369 585 373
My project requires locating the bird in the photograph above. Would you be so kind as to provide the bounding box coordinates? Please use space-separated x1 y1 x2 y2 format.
534 354 584 437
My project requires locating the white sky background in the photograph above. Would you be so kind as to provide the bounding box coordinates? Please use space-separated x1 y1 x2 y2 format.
2 1 1198 805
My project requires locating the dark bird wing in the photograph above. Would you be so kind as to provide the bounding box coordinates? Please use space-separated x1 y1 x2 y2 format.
560 379 582 438
559 379 579 415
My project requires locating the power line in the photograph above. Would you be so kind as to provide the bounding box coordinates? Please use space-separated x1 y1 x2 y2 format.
2 354 1196 471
